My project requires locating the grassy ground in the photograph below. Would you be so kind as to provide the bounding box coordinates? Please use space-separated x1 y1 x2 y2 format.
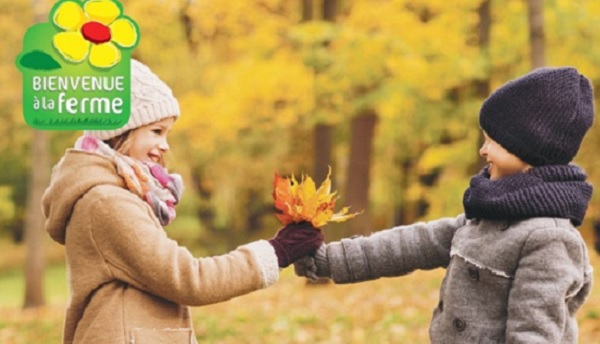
1 241 600 343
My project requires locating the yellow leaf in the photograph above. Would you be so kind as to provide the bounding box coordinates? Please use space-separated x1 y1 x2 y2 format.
272 168 361 227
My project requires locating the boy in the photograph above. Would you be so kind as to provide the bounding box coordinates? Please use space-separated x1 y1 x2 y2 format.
296 67 594 343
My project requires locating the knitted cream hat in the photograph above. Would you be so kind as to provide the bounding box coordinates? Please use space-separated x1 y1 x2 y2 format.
84 59 180 141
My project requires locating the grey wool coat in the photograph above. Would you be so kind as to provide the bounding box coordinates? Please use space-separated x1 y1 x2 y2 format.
296 214 593 343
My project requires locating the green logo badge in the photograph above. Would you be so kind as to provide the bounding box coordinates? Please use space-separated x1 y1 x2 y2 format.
16 0 140 130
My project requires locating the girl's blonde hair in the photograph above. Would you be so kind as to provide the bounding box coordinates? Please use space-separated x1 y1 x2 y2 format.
105 129 167 167
105 129 135 154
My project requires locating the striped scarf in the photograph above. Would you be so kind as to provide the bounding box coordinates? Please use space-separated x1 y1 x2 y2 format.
74 135 183 226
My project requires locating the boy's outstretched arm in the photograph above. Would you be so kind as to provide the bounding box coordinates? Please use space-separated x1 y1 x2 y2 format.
295 214 467 283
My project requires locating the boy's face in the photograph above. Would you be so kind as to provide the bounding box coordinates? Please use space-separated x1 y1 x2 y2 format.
128 116 175 165
479 131 531 180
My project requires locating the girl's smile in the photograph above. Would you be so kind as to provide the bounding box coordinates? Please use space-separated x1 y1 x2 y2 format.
128 117 175 165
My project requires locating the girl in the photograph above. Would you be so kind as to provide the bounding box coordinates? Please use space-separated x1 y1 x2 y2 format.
295 67 594 343
42 59 323 344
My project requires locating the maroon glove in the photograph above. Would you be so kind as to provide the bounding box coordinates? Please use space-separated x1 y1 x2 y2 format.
268 221 324 268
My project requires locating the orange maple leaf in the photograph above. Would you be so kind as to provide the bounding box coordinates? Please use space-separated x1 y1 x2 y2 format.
273 168 362 227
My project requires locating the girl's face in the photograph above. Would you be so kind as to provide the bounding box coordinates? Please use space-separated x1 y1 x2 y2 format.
128 117 175 164
479 131 531 180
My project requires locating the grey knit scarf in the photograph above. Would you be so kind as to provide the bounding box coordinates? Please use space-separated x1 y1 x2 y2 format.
463 165 592 226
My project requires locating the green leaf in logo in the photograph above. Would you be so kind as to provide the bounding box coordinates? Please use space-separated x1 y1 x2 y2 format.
19 50 62 71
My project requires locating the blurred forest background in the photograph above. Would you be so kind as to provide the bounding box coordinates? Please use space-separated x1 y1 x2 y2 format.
2 0 600 342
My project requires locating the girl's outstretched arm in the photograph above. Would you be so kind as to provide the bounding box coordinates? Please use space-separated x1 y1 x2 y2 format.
86 185 280 307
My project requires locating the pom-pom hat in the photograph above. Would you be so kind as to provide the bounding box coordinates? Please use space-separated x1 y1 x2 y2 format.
84 59 180 141
479 67 594 166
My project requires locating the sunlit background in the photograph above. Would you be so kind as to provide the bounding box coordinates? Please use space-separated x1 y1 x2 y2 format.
1 0 600 342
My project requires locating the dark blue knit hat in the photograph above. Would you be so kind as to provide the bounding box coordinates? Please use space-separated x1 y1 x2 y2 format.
479 67 594 166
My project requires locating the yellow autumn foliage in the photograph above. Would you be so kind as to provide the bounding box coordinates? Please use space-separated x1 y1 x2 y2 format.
3 0 600 236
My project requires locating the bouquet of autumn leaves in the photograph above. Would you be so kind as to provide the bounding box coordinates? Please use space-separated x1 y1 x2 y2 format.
273 169 361 227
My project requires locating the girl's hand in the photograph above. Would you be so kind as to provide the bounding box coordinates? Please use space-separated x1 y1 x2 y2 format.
268 222 324 268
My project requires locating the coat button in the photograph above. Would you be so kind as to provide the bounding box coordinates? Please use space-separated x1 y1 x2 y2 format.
453 318 466 332
438 300 444 311
467 267 479 281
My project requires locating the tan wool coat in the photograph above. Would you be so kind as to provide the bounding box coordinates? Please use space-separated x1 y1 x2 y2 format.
43 150 279 344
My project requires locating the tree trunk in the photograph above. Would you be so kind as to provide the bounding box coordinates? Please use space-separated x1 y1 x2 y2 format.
394 158 412 225
23 130 49 309
179 0 198 54
527 0 545 68
345 111 377 235
23 0 49 310
301 0 313 22
472 0 492 173
313 124 333 185
323 0 336 21
312 0 336 188
307 0 336 285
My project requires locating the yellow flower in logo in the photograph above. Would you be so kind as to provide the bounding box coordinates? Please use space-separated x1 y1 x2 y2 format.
51 0 139 68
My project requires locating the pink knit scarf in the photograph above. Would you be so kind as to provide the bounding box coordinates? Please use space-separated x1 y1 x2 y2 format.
74 135 183 226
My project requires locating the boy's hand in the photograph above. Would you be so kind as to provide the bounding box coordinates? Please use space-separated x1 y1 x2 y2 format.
294 245 330 281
